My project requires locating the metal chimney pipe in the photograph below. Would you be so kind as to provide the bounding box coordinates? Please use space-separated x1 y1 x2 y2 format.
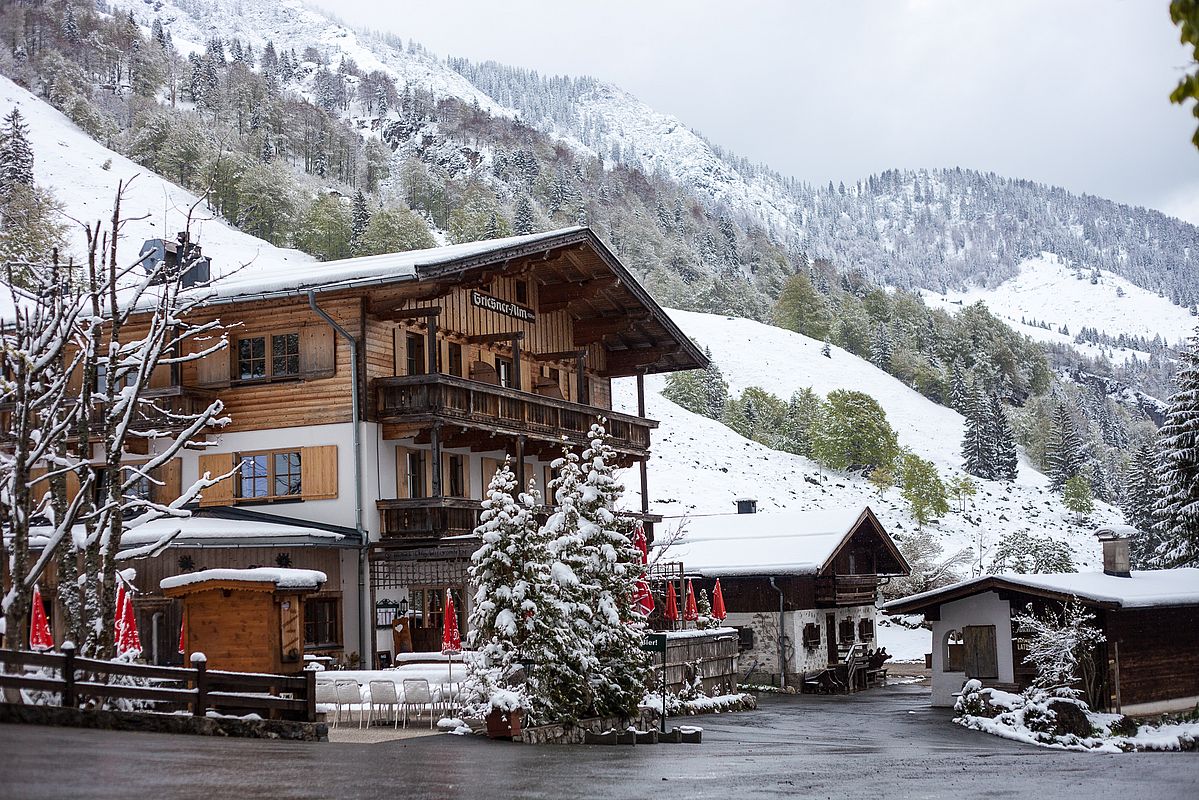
1094 525 1134 577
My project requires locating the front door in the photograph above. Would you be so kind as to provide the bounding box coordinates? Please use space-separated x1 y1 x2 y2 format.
963 625 998 680
825 613 837 665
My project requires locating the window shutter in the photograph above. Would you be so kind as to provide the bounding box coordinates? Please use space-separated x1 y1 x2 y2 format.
300 326 336 380
195 343 231 388
151 458 182 506
65 467 81 504
396 446 409 497
149 362 173 390
481 457 500 489
28 466 49 501
300 445 338 500
197 452 235 507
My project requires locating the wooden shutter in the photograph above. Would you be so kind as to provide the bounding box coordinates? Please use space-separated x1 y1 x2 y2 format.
481 457 500 489
300 326 336 380
150 458 182 506
396 446 409 497
197 452 235 507
65 467 81 504
963 625 998 679
300 445 338 500
196 344 231 388
149 363 173 390
28 466 49 502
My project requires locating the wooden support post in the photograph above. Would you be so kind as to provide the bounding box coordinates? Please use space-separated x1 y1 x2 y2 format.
431 423 443 498
305 668 317 723
427 314 439 373
513 335 522 391
636 373 649 514
515 435 525 490
192 653 208 717
61 642 76 709
576 352 587 404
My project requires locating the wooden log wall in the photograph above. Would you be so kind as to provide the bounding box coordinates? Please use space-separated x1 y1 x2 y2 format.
657 630 740 696
1107 605 1199 710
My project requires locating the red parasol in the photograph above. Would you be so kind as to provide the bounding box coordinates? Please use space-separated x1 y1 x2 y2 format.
712 579 727 621
177 612 187 656
441 590 461 655
29 584 53 651
634 580 655 617
663 581 679 624
114 584 142 657
632 523 649 565
683 579 699 622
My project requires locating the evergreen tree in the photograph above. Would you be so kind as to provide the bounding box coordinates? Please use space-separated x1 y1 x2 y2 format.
870 324 892 371
1124 441 1160 566
0 108 35 198
772 273 831 340
462 459 586 724
1150 329 1199 567
349 190 370 256
948 361 968 412
513 195 535 235
698 348 729 419
62 5 80 44
989 393 1019 481
1045 402 1086 492
961 386 992 479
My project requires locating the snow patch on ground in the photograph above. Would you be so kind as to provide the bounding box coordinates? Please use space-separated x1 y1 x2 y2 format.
613 309 1117 574
924 254 1199 352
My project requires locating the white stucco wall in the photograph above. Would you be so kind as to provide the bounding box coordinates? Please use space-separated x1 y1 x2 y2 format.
928 591 1014 707
727 605 878 686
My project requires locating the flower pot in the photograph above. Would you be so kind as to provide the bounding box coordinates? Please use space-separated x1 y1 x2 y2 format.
485 708 524 739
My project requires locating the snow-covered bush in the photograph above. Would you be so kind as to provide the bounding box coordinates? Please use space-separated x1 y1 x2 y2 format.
1013 598 1106 703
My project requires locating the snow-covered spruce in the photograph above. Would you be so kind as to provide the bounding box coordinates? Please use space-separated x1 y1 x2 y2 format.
461 457 587 724
546 422 651 719
1150 327 1199 568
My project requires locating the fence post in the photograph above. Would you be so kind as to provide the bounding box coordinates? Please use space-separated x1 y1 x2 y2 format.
305 668 316 722
61 642 76 709
191 652 208 717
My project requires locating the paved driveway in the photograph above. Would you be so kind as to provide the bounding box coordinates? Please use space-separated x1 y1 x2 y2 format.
2 685 1196 799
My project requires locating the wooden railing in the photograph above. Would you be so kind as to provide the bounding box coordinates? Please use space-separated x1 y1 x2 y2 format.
0 384 217 443
374 374 656 454
0 645 316 722
815 574 879 607
378 496 662 542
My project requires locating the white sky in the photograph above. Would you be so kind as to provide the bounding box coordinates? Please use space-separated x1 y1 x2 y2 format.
318 0 1199 223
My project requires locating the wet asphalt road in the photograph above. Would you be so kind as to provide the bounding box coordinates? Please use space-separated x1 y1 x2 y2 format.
2 685 1197 799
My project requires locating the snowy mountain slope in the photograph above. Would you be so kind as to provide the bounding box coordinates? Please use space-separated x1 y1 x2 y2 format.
613 310 1120 571
0 74 312 273
923 254 1199 350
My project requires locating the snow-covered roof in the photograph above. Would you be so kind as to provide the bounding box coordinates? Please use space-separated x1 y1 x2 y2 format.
658 506 902 578
26 515 348 551
884 568 1199 613
200 228 587 305
160 567 327 591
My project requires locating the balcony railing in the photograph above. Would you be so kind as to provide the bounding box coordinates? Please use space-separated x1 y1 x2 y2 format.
0 384 217 443
374 374 656 455
815 574 879 607
377 496 662 543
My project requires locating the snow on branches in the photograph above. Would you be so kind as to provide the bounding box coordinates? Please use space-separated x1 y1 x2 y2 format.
1013 598 1106 703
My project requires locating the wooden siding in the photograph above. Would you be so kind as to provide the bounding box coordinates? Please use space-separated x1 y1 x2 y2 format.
183 296 361 432
134 546 342 600
1107 605 1199 710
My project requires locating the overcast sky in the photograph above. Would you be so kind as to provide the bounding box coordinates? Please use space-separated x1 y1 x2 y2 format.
320 0 1199 223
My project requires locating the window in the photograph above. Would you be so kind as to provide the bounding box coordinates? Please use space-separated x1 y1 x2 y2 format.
944 629 965 672
237 450 302 501
304 597 341 648
514 279 528 304
447 454 465 497
802 623 821 649
91 466 152 506
495 356 514 388
95 364 135 395
447 342 463 377
838 617 855 644
581 376 591 404
406 333 425 375
409 587 464 632
237 333 299 382
405 450 426 498
858 617 875 641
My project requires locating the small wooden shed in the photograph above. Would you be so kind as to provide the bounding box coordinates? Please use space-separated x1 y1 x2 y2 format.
161 567 327 674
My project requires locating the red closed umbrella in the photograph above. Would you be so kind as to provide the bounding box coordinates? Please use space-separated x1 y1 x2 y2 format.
683 579 699 623
178 612 187 656
441 590 461 655
632 523 649 565
114 584 142 658
712 579 727 622
29 584 53 651
663 581 679 626
634 580 655 617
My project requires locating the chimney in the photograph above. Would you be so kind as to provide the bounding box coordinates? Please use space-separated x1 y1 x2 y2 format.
735 498 757 515
1094 525 1135 577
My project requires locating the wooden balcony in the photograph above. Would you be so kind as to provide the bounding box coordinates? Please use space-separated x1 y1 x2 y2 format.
815 574 879 607
376 496 662 544
0 385 217 446
374 374 656 457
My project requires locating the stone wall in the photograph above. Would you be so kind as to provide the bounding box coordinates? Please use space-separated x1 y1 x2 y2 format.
520 709 658 745
0 702 327 741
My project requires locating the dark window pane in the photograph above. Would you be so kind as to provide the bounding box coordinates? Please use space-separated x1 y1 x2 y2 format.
240 454 269 497
238 337 266 380
274 451 302 496
272 333 300 377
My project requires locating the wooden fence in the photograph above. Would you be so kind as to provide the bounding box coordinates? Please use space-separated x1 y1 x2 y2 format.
660 630 739 695
0 645 316 722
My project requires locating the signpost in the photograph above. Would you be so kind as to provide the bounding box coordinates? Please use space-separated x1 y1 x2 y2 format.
641 632 668 732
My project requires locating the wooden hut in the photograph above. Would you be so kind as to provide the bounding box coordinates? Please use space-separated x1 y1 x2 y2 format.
162 567 327 674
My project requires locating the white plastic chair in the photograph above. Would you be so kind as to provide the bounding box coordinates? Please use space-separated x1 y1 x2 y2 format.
369 680 399 729
335 680 364 728
315 681 339 727
402 678 434 729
